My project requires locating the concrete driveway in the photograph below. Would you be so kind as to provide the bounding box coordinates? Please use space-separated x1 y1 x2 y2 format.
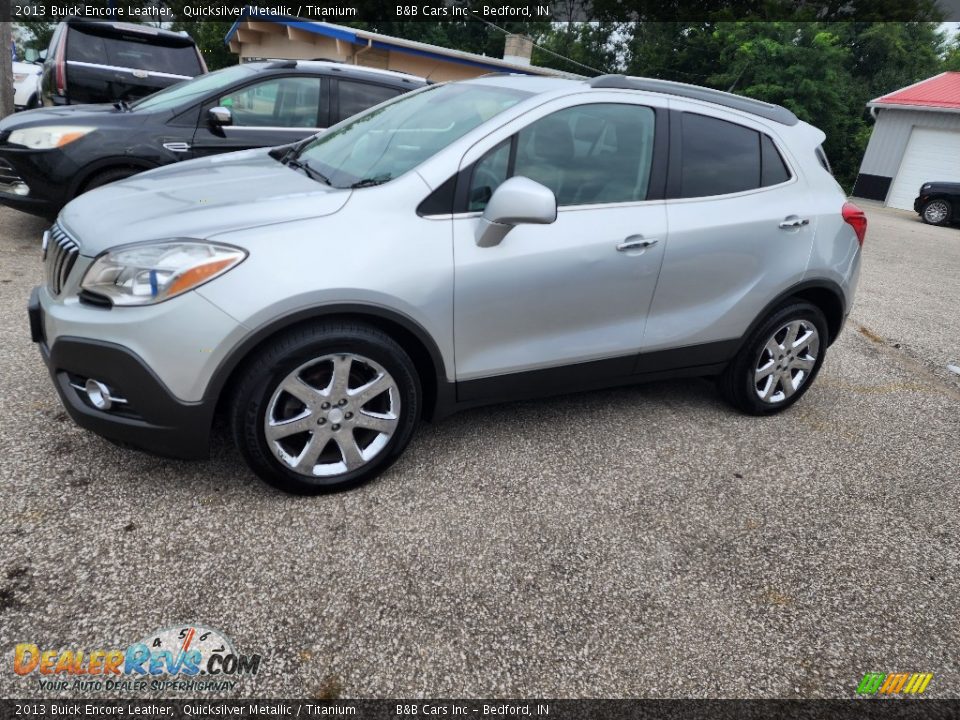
0 204 957 699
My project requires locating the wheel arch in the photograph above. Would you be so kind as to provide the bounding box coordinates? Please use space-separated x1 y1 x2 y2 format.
70 157 161 199
740 280 847 352
207 304 449 423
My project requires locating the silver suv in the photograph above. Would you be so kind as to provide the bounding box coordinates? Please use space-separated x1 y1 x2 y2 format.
29 74 865 494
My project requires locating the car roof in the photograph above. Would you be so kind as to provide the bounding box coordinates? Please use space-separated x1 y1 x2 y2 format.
64 19 197 45
460 73 799 127
244 59 428 87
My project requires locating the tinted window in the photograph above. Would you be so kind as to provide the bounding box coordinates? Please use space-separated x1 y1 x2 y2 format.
760 135 791 186
67 29 202 77
679 113 760 198
220 77 322 128
131 64 256 113
815 145 833 174
337 80 401 122
468 139 511 211
513 104 656 206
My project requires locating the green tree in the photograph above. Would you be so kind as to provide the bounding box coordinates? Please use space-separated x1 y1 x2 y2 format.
945 35 960 71
170 21 236 70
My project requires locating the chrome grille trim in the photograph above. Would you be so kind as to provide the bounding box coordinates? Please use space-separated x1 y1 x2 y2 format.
45 224 80 296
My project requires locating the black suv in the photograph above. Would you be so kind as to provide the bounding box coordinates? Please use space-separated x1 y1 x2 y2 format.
0 60 426 218
42 20 207 106
914 181 960 226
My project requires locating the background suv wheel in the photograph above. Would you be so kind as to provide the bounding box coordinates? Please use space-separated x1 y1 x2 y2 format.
230 321 421 494
921 199 952 226
719 301 828 415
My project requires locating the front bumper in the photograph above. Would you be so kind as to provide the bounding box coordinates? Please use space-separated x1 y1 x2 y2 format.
914 196 925 214
30 288 214 460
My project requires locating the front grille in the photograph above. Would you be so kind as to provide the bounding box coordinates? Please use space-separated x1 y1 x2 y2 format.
0 157 23 188
45 224 80 296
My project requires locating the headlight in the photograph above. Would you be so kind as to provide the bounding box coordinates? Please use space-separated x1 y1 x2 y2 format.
8 126 94 149
80 241 247 306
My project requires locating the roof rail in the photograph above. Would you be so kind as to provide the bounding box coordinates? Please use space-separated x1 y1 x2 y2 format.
266 59 298 69
589 74 799 126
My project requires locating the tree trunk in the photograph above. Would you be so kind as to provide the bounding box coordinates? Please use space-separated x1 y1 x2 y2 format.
0 21 13 119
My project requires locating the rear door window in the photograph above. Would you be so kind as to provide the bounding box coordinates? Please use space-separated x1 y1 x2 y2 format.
336 80 402 122
679 113 761 198
67 29 202 77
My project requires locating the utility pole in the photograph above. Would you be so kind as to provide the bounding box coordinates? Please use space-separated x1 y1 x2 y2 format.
0 21 13 119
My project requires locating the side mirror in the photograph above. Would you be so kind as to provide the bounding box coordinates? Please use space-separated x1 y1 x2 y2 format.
208 106 233 128
475 176 557 248
35 49 46 63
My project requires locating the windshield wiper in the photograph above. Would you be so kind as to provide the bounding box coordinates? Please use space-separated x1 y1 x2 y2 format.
113 100 131 112
350 174 392 189
285 157 331 186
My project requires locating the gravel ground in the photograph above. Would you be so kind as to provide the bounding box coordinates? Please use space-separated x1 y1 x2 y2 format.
0 205 958 699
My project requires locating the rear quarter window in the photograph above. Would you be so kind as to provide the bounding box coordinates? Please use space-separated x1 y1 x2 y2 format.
67 29 202 77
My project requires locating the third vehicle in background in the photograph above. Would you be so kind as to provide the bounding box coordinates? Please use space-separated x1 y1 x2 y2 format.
914 182 960 227
0 60 426 218
13 60 43 111
41 19 207 107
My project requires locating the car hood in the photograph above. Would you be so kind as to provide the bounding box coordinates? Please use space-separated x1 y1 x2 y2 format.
0 103 130 130
923 181 960 192
60 149 351 256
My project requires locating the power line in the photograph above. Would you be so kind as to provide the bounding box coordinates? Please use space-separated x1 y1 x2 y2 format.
467 13 607 76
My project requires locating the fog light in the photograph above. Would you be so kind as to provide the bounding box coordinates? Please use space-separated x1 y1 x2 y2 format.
84 379 113 411
11 182 30 197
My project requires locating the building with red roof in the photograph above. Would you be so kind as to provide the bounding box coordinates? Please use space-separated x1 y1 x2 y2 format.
854 71 960 209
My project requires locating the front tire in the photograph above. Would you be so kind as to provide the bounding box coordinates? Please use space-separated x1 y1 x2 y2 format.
82 167 139 195
230 322 421 494
921 199 952 226
719 301 828 415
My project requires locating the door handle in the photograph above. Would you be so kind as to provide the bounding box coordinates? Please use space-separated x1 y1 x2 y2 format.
779 216 810 229
617 235 658 252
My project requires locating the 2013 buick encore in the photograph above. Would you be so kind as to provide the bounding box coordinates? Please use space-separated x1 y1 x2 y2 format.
29 74 865 494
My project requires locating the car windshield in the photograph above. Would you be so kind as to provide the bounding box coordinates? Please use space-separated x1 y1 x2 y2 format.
294 83 532 189
130 64 258 112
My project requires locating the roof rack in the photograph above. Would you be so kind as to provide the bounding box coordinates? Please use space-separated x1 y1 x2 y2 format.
589 74 799 126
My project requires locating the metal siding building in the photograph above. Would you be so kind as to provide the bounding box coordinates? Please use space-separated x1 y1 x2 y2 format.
853 72 960 210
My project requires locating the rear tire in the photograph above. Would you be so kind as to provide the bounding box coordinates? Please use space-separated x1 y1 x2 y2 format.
719 301 828 415
921 199 952 226
230 322 421 494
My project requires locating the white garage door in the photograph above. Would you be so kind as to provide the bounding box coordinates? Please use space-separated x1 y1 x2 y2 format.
887 127 960 210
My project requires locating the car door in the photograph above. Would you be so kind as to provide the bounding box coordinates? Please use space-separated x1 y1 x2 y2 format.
450 96 669 398
190 75 327 158
642 108 815 357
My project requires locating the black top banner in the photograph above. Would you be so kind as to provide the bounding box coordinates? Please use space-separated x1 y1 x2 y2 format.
4 0 959 23
4 700 960 720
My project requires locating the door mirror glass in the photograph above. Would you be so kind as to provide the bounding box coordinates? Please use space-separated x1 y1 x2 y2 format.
475 176 556 248
208 106 233 127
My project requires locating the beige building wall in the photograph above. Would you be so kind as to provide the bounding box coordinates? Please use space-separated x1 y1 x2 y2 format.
228 21 551 83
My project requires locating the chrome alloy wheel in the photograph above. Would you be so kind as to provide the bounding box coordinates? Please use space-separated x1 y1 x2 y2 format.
264 353 401 477
754 320 820 404
923 200 950 225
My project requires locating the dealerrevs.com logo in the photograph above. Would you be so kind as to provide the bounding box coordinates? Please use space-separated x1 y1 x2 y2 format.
856 672 933 696
13 625 263 693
